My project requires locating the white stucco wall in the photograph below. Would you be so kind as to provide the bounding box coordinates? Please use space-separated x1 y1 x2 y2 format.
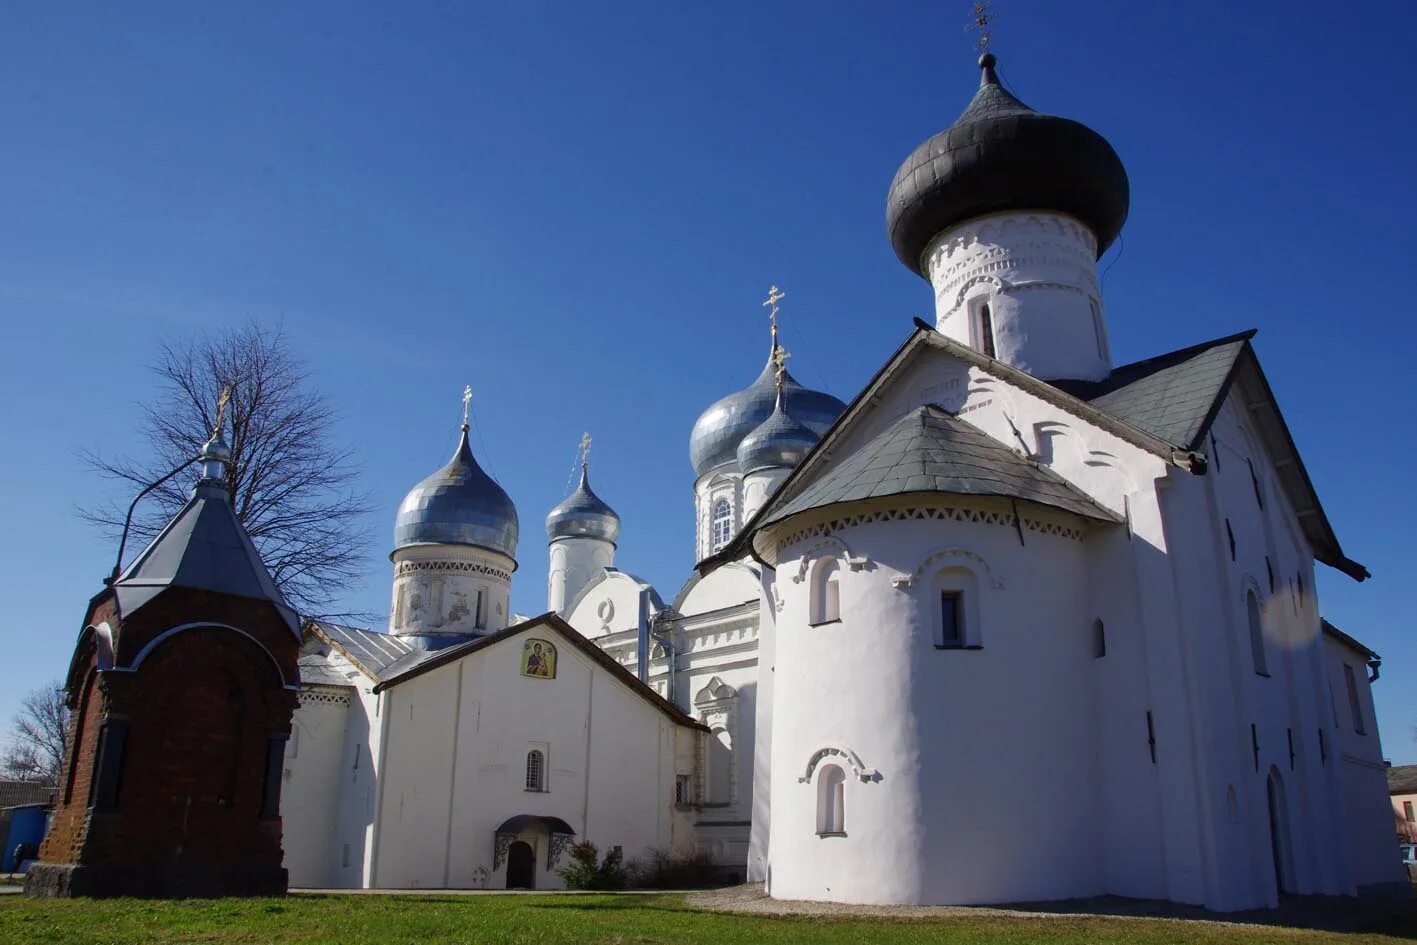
925 211 1110 382
369 627 697 889
389 544 515 638
548 537 615 615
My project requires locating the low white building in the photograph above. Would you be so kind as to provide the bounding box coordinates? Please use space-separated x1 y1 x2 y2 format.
280 50 1406 909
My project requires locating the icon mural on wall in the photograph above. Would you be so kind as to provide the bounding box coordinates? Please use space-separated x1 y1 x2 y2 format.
521 639 556 679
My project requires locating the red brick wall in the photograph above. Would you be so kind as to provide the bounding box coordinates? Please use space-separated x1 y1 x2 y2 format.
36 586 299 888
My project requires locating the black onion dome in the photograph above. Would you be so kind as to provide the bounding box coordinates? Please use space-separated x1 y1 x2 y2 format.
886 54 1129 277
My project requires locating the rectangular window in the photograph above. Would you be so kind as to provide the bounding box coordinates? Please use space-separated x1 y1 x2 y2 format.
1405 801 1415 823
976 303 997 359
675 774 692 806
91 721 129 812
1344 664 1366 735
475 589 486 630
939 592 963 648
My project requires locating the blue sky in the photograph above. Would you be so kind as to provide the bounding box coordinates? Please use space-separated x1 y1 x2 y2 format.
1 1 1414 763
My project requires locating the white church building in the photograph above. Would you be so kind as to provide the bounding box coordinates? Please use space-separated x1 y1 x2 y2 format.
280 53 1408 910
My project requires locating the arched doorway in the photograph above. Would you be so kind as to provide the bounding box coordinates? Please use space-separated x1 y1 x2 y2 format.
1266 767 1294 895
506 841 535 889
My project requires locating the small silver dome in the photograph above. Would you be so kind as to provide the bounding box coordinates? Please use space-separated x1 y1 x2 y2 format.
394 425 519 560
689 345 845 478
546 464 621 545
736 390 821 474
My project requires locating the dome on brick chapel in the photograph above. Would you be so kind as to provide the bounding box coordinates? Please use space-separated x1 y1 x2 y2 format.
394 422 519 559
885 53 1130 276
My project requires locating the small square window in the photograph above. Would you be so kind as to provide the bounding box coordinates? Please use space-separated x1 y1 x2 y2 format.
675 774 692 806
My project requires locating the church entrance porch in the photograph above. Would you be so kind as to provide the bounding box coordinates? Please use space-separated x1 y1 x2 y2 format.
493 814 576 890
506 842 535 889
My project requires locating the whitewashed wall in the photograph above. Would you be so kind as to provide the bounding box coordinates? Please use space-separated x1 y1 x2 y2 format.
369 628 696 889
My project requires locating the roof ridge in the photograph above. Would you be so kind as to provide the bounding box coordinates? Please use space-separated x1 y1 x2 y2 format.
1103 328 1257 378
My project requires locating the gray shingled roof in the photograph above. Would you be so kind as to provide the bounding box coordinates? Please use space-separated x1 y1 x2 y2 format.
1055 331 1253 451
0 781 53 809
1389 765 1417 796
112 482 300 633
762 406 1121 527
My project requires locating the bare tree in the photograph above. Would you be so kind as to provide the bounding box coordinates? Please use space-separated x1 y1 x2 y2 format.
1 682 69 785
80 323 372 616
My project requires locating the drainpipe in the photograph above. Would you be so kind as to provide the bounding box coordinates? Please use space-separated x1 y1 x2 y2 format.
651 612 679 706
636 588 650 682
1367 655 1382 684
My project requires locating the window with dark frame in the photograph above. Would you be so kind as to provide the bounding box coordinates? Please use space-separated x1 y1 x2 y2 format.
1404 800 1414 823
525 749 546 792
939 591 963 648
978 303 997 359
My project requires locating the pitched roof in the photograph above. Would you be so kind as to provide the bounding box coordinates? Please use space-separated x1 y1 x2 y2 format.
1389 765 1417 796
369 613 706 731
701 324 1365 582
1321 620 1378 660
307 621 417 680
112 482 300 633
763 406 1121 527
0 781 54 809
1054 332 1253 451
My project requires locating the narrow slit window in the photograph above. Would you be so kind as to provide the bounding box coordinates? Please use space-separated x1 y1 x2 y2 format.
939 592 963 648
1344 664 1365 735
1092 619 1106 659
1247 590 1268 676
811 559 841 625
1090 299 1108 359
474 588 487 630
816 763 845 835
977 303 997 359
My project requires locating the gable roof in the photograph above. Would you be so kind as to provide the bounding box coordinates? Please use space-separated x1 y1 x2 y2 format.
364 613 706 731
1054 331 1253 451
1388 765 1417 796
763 405 1121 527
1321 619 1378 661
307 621 417 680
112 482 300 633
702 323 1365 581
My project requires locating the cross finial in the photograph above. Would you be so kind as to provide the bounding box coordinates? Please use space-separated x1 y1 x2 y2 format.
772 344 792 393
211 386 231 440
578 432 592 469
966 1 995 54
762 284 786 348
461 385 473 429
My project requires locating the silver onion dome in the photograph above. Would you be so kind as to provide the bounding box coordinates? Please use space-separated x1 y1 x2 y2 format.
736 389 821 474
689 345 846 478
546 464 621 545
393 424 519 560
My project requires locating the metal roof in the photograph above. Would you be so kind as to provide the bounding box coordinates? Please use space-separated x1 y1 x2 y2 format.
1055 332 1253 450
111 481 300 634
887 53 1129 275
394 425 519 560
0 781 54 809
307 620 416 680
762 405 1121 528
546 464 621 544
1388 765 1417 796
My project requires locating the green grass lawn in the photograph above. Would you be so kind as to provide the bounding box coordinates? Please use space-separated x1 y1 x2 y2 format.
0 892 1412 945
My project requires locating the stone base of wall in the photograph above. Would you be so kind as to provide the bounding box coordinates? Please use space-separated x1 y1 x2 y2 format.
25 862 288 898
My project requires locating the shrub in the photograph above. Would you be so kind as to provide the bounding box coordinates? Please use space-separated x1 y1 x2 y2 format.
557 841 628 890
626 847 729 889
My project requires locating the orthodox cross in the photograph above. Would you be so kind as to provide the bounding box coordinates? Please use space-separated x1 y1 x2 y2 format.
578 432 592 469
966 1 995 53
210 385 231 440
462 385 473 427
772 344 792 393
762 284 786 349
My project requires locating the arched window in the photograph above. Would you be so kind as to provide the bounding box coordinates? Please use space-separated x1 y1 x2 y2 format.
931 565 980 649
974 302 997 359
1092 619 1106 659
816 763 845 835
1247 590 1268 676
711 499 733 552
809 558 841 625
525 749 546 792
1090 299 1108 360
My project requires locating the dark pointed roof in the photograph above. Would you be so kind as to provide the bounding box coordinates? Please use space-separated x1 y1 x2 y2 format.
112 480 300 634
762 405 1120 528
886 53 1129 276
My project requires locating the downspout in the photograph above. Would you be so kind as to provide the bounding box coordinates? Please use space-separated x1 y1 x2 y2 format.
650 616 678 707
636 588 650 682
1367 655 1382 684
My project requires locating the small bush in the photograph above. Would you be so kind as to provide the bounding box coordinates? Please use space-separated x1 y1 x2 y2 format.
557 841 628 890
626 847 729 889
